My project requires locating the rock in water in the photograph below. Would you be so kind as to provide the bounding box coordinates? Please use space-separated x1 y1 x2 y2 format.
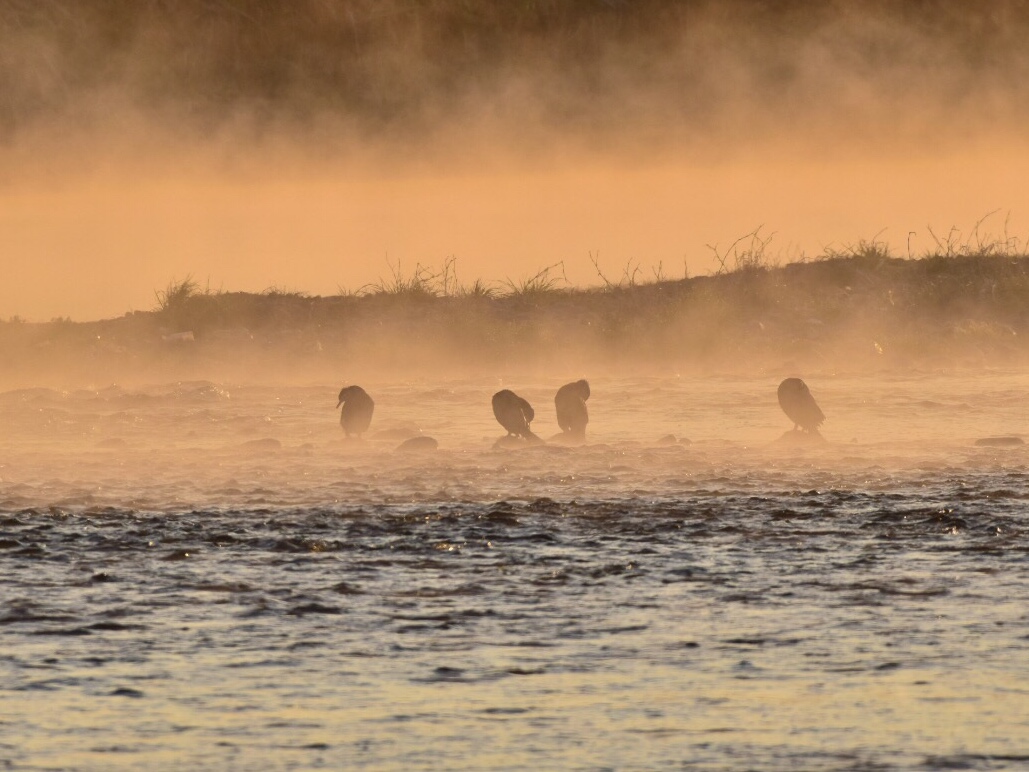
975 436 1024 447
396 436 438 453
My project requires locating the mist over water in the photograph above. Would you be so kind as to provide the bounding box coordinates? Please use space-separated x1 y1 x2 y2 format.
3 3 1029 769
3 374 1029 769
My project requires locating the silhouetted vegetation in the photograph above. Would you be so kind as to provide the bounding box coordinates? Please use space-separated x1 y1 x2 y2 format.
4 236 1029 385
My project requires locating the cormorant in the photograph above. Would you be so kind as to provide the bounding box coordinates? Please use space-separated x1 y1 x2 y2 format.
555 379 590 440
337 385 374 438
492 389 540 442
777 378 824 434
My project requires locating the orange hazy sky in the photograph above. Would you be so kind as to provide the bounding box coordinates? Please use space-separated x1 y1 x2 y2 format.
4 2 1029 321
2 137 1028 321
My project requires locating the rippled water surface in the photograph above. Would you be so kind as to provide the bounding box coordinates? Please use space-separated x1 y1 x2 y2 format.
2 372 1028 770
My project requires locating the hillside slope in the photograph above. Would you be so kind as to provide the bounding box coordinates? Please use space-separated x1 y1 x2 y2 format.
3 252 1028 386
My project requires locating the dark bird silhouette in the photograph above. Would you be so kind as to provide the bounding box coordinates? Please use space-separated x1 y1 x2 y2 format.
555 379 590 440
777 378 824 434
337 385 374 438
492 389 540 441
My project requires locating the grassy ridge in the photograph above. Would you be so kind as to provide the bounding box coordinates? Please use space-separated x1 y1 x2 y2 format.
3 247 1029 385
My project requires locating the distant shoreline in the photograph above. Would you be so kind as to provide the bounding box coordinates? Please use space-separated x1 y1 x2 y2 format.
3 252 1029 386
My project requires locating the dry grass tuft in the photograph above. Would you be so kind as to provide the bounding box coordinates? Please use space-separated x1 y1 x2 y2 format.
9 219 1029 385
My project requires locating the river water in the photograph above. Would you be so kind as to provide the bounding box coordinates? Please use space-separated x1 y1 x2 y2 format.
1 371 1028 770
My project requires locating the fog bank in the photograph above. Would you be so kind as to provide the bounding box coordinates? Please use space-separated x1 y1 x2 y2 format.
3 1 1029 320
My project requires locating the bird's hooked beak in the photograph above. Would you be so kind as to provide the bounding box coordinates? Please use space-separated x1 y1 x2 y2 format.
336 399 343 409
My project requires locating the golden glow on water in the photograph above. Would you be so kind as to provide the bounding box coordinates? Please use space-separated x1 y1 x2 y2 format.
5 646 1028 769
2 374 1028 769
4 4 1029 767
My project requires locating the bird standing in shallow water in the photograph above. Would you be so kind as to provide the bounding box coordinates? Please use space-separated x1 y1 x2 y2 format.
337 385 374 438
555 379 590 441
777 378 824 435
492 389 540 442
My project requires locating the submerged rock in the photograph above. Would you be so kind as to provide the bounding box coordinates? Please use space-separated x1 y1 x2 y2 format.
548 431 585 447
239 437 281 452
773 430 826 447
373 426 422 442
975 436 1025 447
396 436 438 453
493 434 545 451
